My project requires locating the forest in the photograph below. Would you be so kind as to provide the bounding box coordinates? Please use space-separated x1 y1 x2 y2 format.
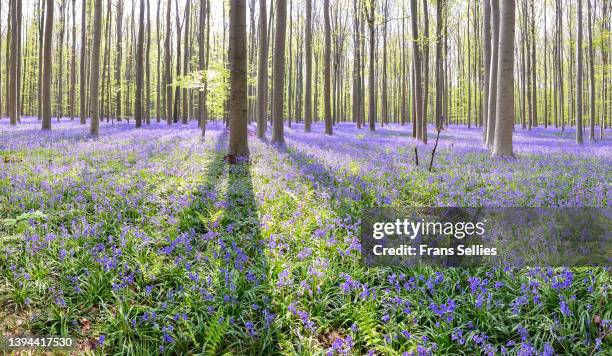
0 0 610 354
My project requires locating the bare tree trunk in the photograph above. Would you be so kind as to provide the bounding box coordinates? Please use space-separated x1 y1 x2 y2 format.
200 0 209 134
135 0 145 127
80 0 87 123
70 0 77 121
56 0 66 120
486 0 499 147
257 0 268 137
8 0 20 125
381 0 388 126
164 0 173 124
145 0 151 124
482 0 491 142
587 0 595 140
304 0 313 132
115 0 123 120
41 0 54 129
228 0 249 157
576 0 584 144
530 0 537 127
492 0 515 157
421 0 429 142
182 0 191 124
366 0 375 131
271 0 287 144
410 0 423 142
353 0 361 129
90 0 103 136
435 0 445 131
324 0 333 135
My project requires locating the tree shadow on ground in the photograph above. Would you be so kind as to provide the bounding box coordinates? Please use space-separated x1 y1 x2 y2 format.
178 130 278 355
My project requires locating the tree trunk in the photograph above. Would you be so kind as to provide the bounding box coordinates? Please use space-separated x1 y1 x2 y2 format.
576 0 584 144
80 0 87 123
366 1 375 131
164 0 173 124
90 0 103 136
182 0 191 124
135 0 145 127
70 0 77 120
41 0 54 129
8 0 20 125
228 0 249 157
492 0 515 157
421 0 429 142
304 0 312 132
410 0 423 142
486 0 499 147
200 0 209 134
323 0 333 135
115 0 123 120
353 0 361 129
271 0 287 144
257 0 268 137
435 0 445 131
587 0 595 140
482 0 491 142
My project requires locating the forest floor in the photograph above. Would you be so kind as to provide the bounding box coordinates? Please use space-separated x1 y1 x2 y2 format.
0 117 610 355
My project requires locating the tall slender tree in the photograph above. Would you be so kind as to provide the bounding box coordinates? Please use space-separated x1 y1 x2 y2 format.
256 0 268 138
228 0 249 157
271 0 287 144
90 0 103 136
304 0 312 132
164 0 173 124
435 0 445 131
486 0 500 147
135 0 145 127
587 0 595 140
481 0 491 142
41 0 54 130
70 0 77 121
323 0 333 135
410 0 423 142
493 0 516 157
80 0 87 124
576 0 584 144
365 0 376 131
200 0 209 135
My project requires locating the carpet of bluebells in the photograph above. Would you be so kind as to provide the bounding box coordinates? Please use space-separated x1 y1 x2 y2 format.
0 117 610 355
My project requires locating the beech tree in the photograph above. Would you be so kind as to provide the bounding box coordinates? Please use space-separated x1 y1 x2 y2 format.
576 0 584 144
323 0 332 135
41 0 54 130
271 0 287 144
90 0 103 136
492 0 516 157
228 0 249 157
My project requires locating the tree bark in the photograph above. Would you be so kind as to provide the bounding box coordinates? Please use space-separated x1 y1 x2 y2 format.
576 0 584 144
486 0 499 147
80 0 87 123
228 0 249 157
410 0 423 142
303 0 312 132
587 0 595 140
271 0 287 144
492 0 515 157
257 0 268 137
482 0 491 142
324 0 333 135
41 0 54 129
435 0 445 131
90 0 103 136
135 0 145 127
164 0 173 124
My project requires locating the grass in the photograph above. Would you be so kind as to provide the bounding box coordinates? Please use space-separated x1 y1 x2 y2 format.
0 119 610 355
